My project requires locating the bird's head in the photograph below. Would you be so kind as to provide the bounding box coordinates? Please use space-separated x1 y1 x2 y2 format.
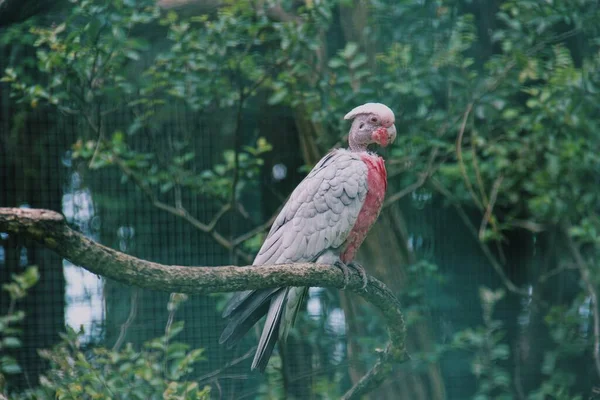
344 103 397 152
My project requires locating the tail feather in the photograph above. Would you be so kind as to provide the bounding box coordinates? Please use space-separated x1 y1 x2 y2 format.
251 289 289 371
222 290 254 318
220 286 309 372
219 288 279 347
279 287 307 341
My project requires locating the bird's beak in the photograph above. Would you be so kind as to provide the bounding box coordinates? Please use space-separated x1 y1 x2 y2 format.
372 124 397 147
387 124 397 145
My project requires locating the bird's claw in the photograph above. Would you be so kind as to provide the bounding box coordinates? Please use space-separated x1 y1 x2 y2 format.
334 261 368 290
334 260 351 289
348 262 368 290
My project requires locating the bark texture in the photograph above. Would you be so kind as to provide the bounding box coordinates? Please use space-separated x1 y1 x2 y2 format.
0 207 408 400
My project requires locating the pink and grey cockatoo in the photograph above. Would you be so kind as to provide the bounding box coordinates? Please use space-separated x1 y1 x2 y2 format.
220 103 396 371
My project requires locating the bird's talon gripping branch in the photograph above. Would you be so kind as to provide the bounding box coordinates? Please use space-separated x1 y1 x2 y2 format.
334 260 352 289
348 262 368 290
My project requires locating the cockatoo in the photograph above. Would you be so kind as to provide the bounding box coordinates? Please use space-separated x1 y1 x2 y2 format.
220 103 396 371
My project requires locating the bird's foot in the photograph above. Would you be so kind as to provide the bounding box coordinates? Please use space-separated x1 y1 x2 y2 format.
348 262 368 290
333 260 368 290
333 260 351 289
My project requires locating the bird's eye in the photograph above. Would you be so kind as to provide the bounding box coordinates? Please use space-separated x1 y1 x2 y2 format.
371 117 378 123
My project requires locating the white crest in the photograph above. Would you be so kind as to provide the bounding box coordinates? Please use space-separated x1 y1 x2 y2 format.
344 103 395 123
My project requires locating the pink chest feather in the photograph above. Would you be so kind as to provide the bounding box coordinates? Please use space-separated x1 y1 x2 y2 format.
340 154 387 263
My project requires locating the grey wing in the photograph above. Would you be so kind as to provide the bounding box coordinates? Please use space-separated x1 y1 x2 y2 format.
254 149 369 265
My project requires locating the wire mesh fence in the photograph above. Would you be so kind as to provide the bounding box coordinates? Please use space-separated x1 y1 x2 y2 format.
1 1 598 399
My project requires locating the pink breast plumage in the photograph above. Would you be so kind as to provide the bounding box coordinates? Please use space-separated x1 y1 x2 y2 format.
340 153 387 263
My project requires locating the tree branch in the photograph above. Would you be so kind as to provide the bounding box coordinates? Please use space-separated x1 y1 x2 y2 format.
383 147 439 209
230 86 245 206
112 157 251 263
0 207 408 399
455 103 483 211
478 175 503 241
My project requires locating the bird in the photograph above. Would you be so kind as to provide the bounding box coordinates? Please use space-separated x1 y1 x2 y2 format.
219 102 396 372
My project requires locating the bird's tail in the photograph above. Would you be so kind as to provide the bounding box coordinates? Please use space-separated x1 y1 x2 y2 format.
219 287 307 372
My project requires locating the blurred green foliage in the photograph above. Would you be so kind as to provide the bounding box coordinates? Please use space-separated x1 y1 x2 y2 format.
453 288 513 399
15 325 211 400
0 267 39 388
11 294 210 400
3 1 599 231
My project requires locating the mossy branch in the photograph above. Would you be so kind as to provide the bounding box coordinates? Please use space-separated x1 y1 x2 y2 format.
0 207 408 399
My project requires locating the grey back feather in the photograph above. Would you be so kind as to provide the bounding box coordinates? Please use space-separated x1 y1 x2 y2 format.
255 149 368 265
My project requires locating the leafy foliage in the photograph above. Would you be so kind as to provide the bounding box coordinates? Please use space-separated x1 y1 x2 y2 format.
2 0 159 111
3 0 600 398
11 323 210 400
10 291 210 400
71 132 272 200
453 288 512 400
0 266 39 389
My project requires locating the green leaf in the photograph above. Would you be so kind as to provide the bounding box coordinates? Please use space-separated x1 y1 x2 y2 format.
268 89 287 105
2 336 22 349
160 182 174 193
341 42 359 59
327 57 344 69
349 54 367 69
1 355 22 374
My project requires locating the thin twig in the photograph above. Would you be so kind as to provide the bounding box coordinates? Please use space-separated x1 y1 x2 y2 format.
243 58 288 98
232 206 281 247
382 177 428 208
100 106 122 116
508 219 546 233
431 179 528 296
228 33 255 210
383 147 439 208
537 263 577 284
478 175 503 241
58 106 82 115
85 18 107 169
112 289 139 351
207 204 233 232
82 109 105 169
235 202 251 220
230 88 245 206
455 103 483 210
470 128 503 252
197 347 256 384
174 185 183 209
470 129 488 207
112 157 252 263
163 292 182 378
6 298 16 317
86 22 107 90
264 3 302 23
